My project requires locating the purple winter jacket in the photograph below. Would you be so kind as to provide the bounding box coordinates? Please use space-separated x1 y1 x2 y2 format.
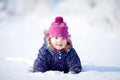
33 37 82 73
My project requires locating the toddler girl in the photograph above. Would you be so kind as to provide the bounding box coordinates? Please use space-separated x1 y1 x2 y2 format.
33 16 82 74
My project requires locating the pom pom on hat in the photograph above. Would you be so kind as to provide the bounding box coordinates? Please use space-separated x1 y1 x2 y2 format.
54 16 64 23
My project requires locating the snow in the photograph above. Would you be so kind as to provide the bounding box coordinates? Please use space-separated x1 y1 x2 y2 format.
0 0 120 80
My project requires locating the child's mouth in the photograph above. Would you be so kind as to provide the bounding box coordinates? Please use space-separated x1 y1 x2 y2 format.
56 44 63 46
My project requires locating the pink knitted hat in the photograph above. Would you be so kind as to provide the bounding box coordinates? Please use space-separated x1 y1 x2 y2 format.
48 16 69 41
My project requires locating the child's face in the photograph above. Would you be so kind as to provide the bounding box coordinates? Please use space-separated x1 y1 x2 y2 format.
50 37 67 50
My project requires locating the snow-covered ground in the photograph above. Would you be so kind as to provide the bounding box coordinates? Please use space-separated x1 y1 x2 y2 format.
0 0 120 80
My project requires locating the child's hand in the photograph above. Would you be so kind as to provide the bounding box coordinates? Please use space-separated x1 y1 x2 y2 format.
69 68 81 74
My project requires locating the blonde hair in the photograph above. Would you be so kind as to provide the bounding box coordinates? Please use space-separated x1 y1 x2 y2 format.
44 29 71 51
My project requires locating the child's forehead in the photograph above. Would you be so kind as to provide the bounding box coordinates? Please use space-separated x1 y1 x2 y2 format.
51 36 65 39
50 37 68 41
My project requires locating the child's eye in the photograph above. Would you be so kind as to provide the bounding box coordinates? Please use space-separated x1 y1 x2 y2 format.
62 37 65 40
55 37 58 39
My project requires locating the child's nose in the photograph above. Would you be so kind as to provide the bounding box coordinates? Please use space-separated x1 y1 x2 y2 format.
57 38 62 43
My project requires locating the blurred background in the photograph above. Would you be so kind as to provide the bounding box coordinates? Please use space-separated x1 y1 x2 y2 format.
0 0 120 67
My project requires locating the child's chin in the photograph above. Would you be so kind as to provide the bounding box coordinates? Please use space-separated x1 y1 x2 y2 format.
55 47 63 50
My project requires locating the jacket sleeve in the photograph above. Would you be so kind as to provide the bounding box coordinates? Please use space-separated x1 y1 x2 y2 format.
66 48 82 74
33 48 48 72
